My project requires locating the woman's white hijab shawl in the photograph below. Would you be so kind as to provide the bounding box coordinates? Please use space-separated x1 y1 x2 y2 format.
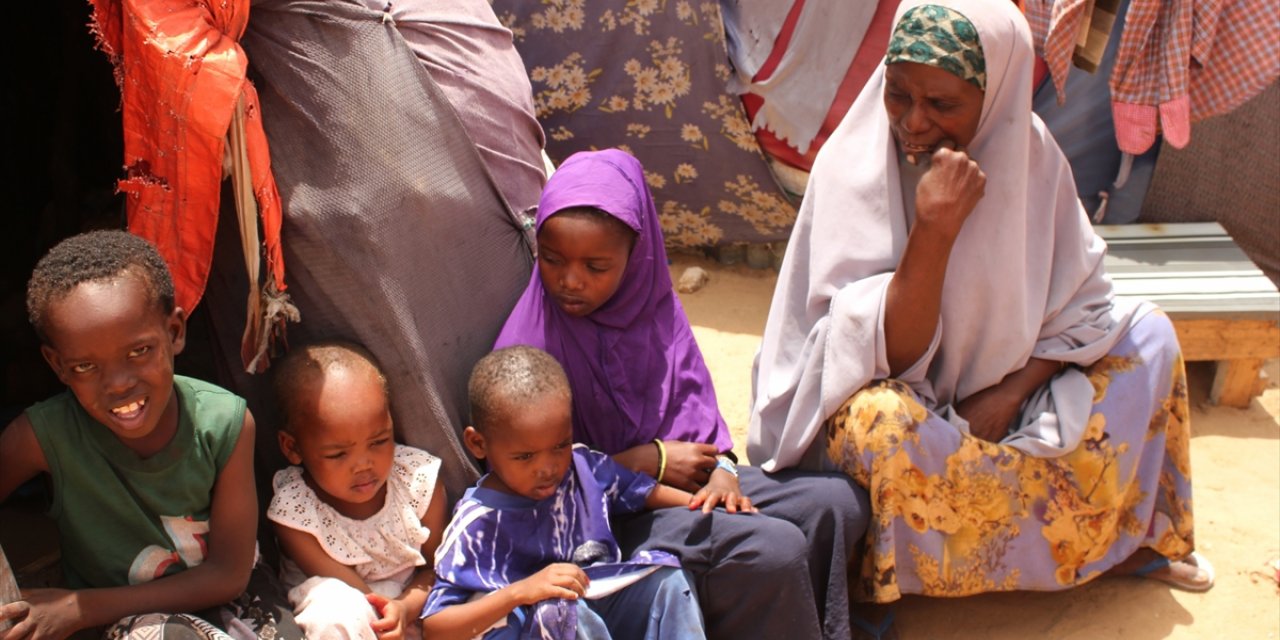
747 0 1149 471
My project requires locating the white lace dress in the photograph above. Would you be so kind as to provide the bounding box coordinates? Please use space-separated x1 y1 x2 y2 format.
268 444 442 591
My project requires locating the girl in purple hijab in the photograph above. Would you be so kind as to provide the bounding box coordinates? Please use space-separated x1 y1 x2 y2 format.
495 149 871 640
495 148 733 491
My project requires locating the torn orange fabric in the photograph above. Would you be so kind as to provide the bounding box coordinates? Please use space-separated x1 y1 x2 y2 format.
89 0 286 318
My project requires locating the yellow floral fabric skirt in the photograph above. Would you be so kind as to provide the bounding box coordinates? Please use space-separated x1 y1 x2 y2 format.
825 313 1194 602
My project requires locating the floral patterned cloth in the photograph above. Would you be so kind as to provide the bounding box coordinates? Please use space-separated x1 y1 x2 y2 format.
825 312 1195 602
492 0 796 247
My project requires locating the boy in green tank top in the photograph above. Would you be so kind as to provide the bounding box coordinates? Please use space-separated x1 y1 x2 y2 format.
0 231 288 639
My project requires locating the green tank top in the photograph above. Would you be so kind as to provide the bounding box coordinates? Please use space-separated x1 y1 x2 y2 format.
26 375 245 589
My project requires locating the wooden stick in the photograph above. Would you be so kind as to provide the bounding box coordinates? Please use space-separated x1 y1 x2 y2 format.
0 543 19 632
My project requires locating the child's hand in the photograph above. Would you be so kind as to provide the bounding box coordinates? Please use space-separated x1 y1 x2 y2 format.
508 563 589 606
689 469 758 515
366 593 407 640
0 588 83 640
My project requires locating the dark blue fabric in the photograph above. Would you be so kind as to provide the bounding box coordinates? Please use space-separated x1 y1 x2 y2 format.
1033 0 1159 223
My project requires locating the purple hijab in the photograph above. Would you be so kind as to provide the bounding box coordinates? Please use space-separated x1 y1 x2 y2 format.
494 149 732 455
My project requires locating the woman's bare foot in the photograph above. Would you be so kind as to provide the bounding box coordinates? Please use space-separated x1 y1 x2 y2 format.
1109 548 1215 592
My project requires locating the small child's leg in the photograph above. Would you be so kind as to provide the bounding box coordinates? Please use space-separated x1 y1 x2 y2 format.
478 608 527 640
288 576 378 640
587 568 704 640
474 599 609 640
525 597 588 639
218 561 304 639
573 599 612 639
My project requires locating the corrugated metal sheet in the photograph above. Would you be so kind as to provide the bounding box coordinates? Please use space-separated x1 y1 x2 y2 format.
1100 223 1280 316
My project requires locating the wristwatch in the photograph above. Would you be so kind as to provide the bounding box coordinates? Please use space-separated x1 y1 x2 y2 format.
715 455 739 478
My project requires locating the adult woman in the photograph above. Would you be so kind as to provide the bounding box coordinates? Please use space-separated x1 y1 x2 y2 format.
748 0 1211 605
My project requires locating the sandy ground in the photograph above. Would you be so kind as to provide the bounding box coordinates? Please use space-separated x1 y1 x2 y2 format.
671 252 1280 640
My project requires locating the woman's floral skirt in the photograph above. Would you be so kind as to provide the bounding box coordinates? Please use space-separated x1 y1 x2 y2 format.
826 313 1194 602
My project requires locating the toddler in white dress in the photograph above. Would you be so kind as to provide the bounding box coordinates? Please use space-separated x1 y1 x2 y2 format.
266 342 447 640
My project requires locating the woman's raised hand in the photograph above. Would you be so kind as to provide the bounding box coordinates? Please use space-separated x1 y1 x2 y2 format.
915 142 986 240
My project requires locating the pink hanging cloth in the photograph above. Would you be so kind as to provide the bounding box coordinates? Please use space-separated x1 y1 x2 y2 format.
1025 0 1280 154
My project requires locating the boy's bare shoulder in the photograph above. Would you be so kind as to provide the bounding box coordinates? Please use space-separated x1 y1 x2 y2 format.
0 412 49 502
1 413 41 456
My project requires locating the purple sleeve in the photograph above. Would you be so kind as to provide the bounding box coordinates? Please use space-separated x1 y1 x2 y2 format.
423 497 507 619
577 447 655 515
670 320 735 453
421 577 474 620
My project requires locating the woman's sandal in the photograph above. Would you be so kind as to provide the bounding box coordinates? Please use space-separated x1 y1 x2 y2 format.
1135 550 1215 592
851 607 897 640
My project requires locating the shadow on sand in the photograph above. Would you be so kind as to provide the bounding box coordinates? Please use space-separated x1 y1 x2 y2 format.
893 575 1196 639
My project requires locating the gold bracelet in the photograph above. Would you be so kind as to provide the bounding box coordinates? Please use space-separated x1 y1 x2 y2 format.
653 439 667 484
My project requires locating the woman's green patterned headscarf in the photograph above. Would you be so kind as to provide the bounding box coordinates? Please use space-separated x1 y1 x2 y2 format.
885 5 986 91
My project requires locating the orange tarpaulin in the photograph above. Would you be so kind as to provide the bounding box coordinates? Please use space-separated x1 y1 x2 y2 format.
90 0 289 370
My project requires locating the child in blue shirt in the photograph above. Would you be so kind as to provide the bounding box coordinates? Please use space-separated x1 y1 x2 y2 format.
421 346 706 640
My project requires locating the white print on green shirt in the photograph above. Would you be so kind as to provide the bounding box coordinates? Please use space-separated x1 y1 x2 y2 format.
127 515 210 584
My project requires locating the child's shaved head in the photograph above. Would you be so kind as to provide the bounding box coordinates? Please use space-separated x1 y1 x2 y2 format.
273 340 388 434
468 346 571 434
26 230 175 342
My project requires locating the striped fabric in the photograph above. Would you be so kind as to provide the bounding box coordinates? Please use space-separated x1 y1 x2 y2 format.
1025 0 1279 154
1023 0 1091 100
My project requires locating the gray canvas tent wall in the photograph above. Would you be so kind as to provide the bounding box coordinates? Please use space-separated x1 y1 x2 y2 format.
202 0 533 499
